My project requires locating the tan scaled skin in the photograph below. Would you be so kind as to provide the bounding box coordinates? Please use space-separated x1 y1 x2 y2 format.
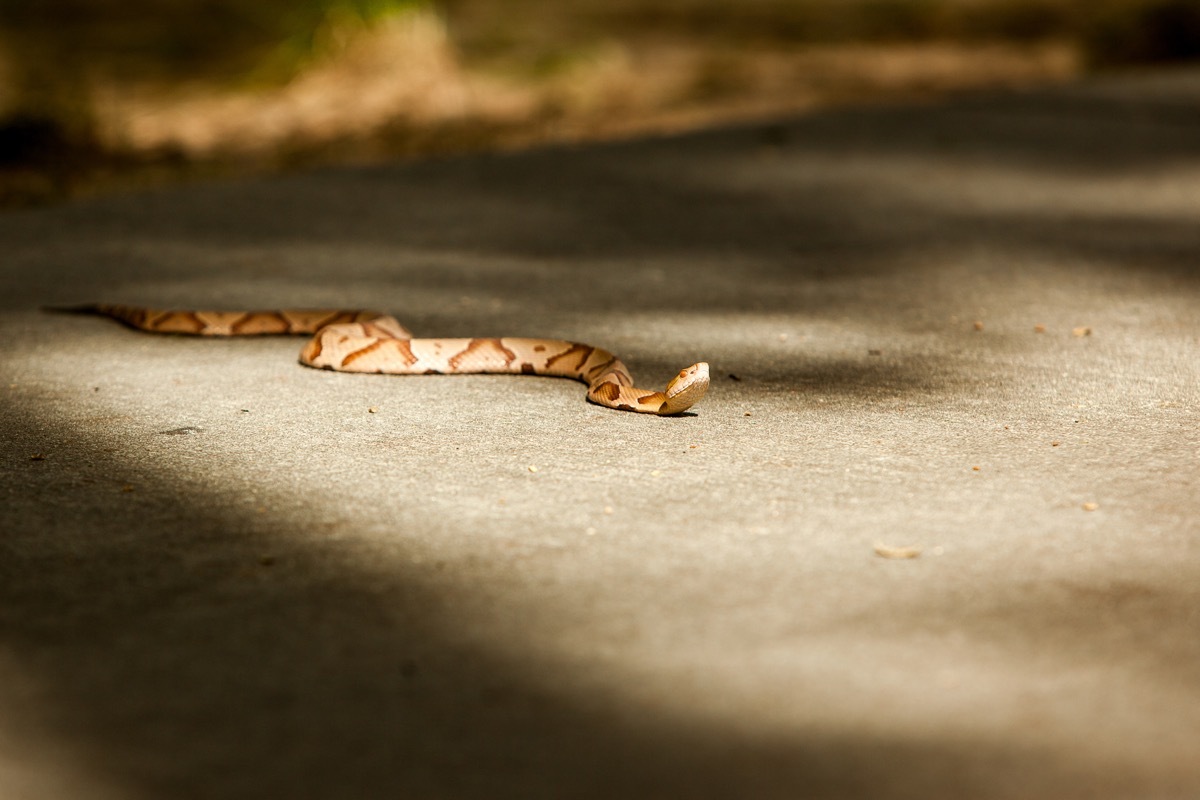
58 304 710 416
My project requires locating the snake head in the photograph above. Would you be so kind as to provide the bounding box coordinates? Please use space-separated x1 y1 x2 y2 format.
658 362 709 415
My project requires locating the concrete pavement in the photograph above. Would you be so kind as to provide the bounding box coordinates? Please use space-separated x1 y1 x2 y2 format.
2 67 1199 798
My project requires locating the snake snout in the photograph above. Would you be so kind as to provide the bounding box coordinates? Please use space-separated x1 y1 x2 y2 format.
659 362 710 415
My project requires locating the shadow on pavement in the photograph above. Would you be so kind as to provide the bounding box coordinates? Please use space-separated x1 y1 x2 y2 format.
2 399 1180 799
3 68 1199 798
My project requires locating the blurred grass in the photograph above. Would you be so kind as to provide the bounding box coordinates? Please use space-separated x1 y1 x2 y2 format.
1 0 1198 206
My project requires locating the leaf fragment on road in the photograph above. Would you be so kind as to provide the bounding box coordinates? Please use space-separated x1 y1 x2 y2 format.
874 542 922 559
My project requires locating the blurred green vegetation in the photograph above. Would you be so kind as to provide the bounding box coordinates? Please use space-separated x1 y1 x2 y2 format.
0 0 421 80
0 0 423 198
3 0 1196 118
1 0 1198 204
0 0 418 138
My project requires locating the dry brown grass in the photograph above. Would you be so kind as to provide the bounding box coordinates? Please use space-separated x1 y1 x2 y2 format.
91 10 1078 162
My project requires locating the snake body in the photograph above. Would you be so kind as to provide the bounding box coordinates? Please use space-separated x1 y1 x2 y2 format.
65 304 710 415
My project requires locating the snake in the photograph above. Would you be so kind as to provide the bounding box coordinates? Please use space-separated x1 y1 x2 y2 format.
56 304 710 415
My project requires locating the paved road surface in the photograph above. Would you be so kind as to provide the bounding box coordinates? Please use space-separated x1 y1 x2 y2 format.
2 68 1198 799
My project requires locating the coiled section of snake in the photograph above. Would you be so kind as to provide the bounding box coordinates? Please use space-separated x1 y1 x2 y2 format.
57 304 710 415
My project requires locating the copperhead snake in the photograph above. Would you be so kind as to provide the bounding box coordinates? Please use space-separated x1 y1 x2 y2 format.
58 304 710 415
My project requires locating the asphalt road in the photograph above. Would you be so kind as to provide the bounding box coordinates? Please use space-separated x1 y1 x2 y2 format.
2 67 1198 799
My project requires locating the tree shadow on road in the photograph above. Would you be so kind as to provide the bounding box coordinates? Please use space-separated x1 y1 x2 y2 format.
4 395 1190 799
3 70 1199 798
